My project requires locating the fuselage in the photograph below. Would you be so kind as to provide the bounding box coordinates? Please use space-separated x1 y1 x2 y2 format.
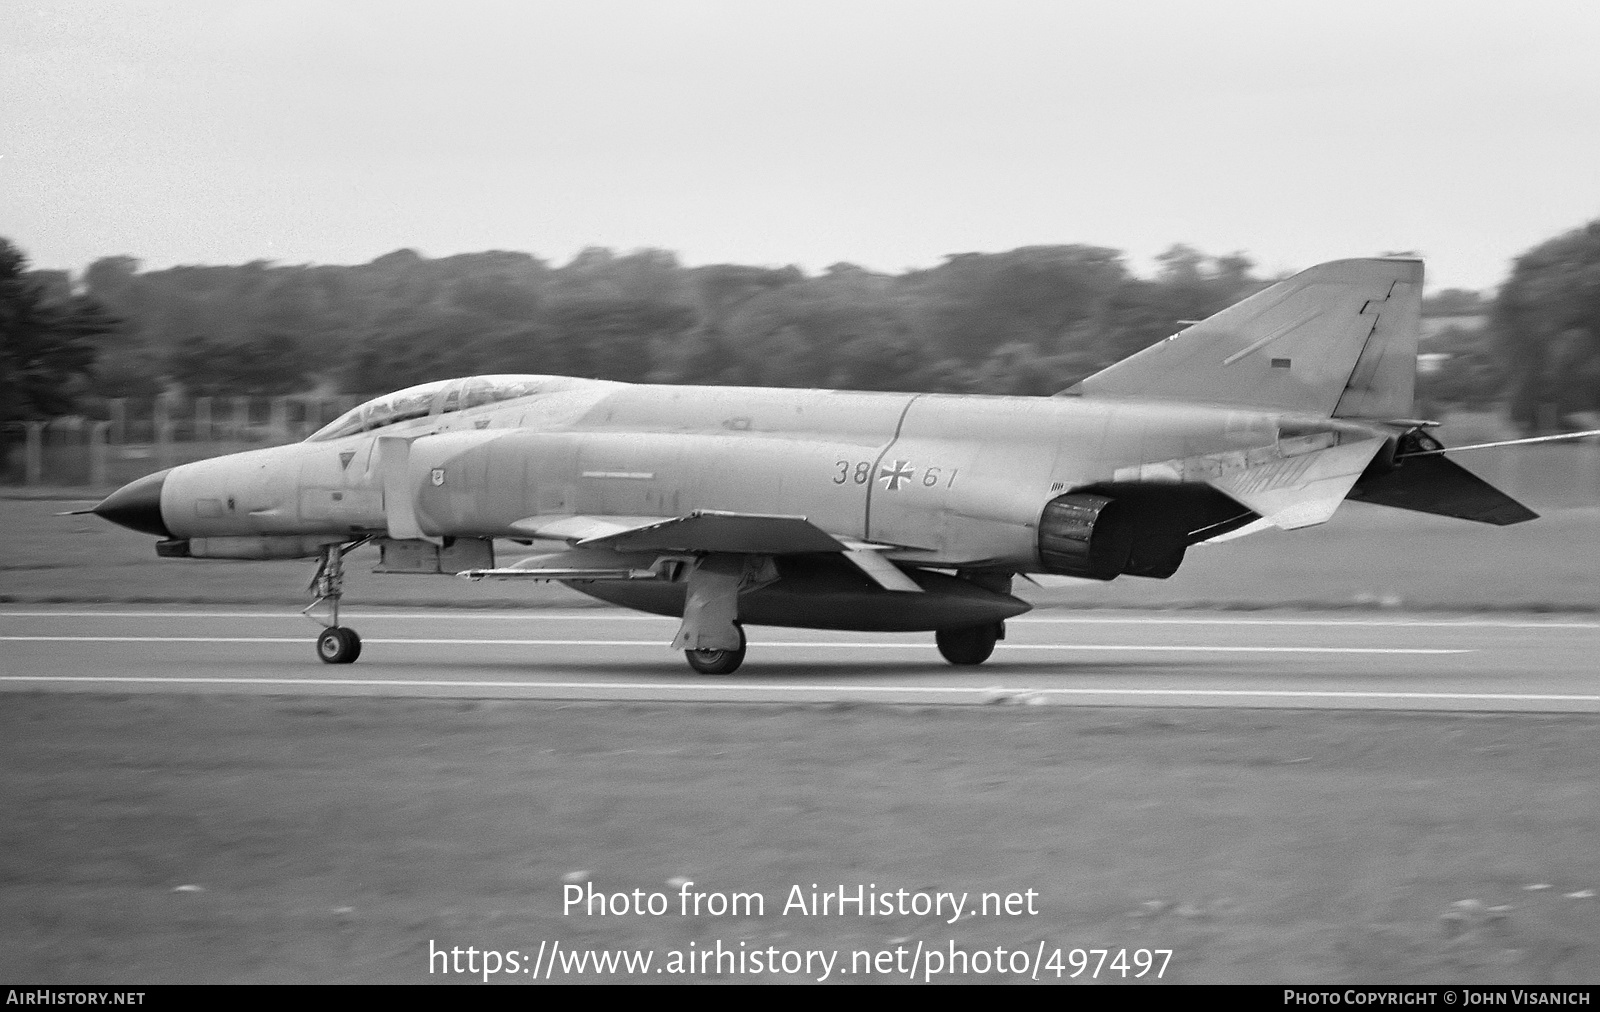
146 373 1384 572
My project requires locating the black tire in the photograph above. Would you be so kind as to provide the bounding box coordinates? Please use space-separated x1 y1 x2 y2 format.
936 624 999 666
316 626 362 664
685 625 746 675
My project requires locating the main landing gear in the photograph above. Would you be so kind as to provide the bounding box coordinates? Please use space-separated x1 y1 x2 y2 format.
306 542 363 664
684 624 746 675
679 621 1004 674
936 622 1003 666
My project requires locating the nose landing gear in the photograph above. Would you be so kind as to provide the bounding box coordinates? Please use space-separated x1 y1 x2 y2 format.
305 541 365 664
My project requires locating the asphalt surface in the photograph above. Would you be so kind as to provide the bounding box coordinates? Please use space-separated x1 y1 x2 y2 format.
3 606 1599 711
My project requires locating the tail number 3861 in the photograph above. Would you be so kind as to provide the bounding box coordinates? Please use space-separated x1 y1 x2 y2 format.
832 460 957 489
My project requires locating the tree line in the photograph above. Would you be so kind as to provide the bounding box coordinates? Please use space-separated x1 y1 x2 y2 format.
66 242 1264 401
5 222 1600 438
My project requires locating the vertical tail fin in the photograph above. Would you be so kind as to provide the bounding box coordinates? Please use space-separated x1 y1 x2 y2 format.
1069 257 1422 418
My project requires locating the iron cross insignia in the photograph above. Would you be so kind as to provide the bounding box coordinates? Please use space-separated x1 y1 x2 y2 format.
878 460 914 491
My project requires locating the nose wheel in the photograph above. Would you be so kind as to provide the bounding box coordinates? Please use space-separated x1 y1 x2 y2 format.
316 626 362 664
305 541 365 664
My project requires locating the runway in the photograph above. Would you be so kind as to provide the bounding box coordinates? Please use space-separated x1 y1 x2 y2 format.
3 606 1599 711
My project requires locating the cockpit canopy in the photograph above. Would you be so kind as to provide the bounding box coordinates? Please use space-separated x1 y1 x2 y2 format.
307 374 571 442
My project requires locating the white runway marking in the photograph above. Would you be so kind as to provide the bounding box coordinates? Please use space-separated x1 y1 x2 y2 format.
0 675 1592 704
5 606 1594 711
0 636 1470 654
1019 617 1600 630
1 610 1594 629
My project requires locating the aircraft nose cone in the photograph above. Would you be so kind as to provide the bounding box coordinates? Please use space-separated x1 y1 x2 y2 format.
93 468 172 538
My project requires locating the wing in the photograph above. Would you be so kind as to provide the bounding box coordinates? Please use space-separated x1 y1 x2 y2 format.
491 510 922 592
507 514 676 542
576 510 847 553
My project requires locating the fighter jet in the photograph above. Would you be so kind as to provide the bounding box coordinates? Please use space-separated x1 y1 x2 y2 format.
89 257 1589 673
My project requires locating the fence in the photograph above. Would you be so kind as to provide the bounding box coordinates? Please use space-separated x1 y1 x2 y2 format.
3 394 363 489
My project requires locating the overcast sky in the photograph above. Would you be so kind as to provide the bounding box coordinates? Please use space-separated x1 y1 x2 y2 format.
4 0 1598 291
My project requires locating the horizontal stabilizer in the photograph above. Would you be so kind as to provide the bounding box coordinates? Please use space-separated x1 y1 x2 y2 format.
1348 454 1537 525
1396 428 1600 458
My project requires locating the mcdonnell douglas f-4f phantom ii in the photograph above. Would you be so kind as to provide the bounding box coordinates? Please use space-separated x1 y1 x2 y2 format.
87 257 1596 673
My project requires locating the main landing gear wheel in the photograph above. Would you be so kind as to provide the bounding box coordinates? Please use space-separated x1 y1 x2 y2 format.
936 623 1001 666
316 626 362 664
685 625 747 675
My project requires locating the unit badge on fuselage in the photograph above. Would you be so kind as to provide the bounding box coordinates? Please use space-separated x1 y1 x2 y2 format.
431 468 446 487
